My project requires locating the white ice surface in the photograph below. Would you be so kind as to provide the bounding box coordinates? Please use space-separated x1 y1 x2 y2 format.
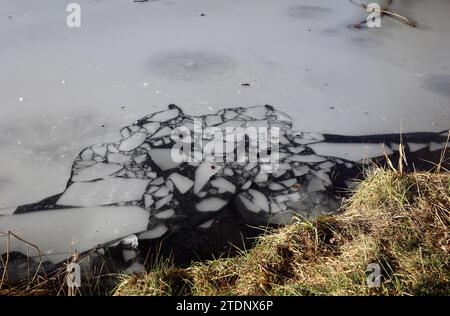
0 0 449 208
210 177 236 194
0 206 149 263
248 189 270 212
147 109 180 122
194 161 221 193
149 148 182 171
168 172 194 194
196 197 228 212
309 143 394 161
154 208 175 219
57 178 150 207
72 163 123 182
119 132 147 151
155 193 173 209
408 142 428 152
139 224 168 240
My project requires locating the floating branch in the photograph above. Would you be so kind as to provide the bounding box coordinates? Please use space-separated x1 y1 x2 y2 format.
350 0 417 29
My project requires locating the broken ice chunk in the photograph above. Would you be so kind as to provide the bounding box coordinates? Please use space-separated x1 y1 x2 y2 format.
277 163 292 170
244 162 258 171
238 194 261 213
108 153 131 164
288 155 327 163
139 224 168 239
147 108 179 122
133 154 148 164
155 194 173 209
345 180 359 190
270 200 282 213
119 132 147 152
149 148 182 171
311 170 332 186
151 177 165 185
166 179 174 191
294 138 321 145
269 183 284 191
429 142 445 152
151 126 173 139
205 115 223 126
143 122 160 134
120 128 131 138
308 143 393 161
273 169 287 178
0 207 16 216
108 144 119 153
241 106 268 120
196 197 228 212
169 173 194 194
72 163 123 182
194 161 221 194
144 194 154 209
92 145 107 157
147 186 159 193
81 149 93 161
218 120 246 129
304 132 324 141
0 206 149 263
223 110 238 120
198 219 214 229
318 161 335 169
288 147 305 154
248 189 269 212
408 142 428 153
122 250 138 262
241 180 252 190
124 262 145 274
197 191 208 198
254 171 268 183
153 186 170 198
391 143 400 151
280 136 290 145
281 178 297 187
307 178 326 192
275 195 290 203
210 177 236 194
154 209 175 219
223 168 234 176
293 165 310 177
57 178 150 207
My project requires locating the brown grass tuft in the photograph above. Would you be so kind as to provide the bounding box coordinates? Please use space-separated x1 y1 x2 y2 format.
115 168 450 296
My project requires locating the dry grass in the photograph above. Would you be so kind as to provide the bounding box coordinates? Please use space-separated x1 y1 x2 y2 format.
114 168 450 296
0 251 118 296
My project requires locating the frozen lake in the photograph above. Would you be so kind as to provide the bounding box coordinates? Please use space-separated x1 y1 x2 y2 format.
0 0 449 278
0 0 449 208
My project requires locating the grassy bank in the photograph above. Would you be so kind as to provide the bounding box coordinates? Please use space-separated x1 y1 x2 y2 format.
114 168 450 296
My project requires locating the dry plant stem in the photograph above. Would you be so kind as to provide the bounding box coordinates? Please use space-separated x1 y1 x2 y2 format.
351 0 417 28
